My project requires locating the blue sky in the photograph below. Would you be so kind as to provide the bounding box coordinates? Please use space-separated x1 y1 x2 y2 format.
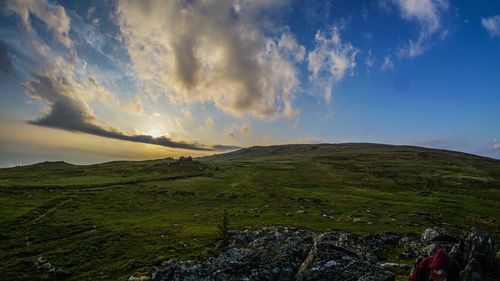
0 0 499 166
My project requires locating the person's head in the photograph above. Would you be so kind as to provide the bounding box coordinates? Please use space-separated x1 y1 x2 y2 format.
429 249 451 281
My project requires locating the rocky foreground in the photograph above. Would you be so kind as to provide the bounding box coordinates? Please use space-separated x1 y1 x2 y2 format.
143 227 500 281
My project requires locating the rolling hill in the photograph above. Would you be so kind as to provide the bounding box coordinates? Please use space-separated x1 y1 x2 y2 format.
0 143 499 280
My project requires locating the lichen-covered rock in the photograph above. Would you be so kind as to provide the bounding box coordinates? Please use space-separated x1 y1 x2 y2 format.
150 227 499 281
295 239 394 281
151 227 394 281
456 231 500 281
408 228 500 281
421 227 457 243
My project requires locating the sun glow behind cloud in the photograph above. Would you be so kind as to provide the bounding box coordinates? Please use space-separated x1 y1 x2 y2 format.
2 0 354 156
0 117 210 167
0 0 499 166
147 127 167 139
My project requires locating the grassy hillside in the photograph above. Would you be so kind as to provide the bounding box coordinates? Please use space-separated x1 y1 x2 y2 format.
0 143 499 280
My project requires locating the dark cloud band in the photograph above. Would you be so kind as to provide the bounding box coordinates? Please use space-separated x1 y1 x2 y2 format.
30 116 214 151
25 73 234 152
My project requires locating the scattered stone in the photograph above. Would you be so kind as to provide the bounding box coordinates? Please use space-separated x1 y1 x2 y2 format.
130 261 142 268
24 256 70 279
178 242 190 249
378 262 412 271
324 260 337 267
129 276 151 281
353 218 362 223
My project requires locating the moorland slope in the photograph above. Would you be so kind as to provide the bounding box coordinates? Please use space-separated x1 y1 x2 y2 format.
0 143 499 280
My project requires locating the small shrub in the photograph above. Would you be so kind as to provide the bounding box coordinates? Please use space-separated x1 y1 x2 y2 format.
218 209 230 250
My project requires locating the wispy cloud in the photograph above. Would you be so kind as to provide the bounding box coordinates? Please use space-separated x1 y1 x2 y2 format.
204 117 214 130
240 122 252 136
225 122 252 139
492 138 500 150
4 0 73 48
381 54 394 71
308 27 358 103
390 0 449 57
364 50 375 70
226 125 238 139
481 15 500 37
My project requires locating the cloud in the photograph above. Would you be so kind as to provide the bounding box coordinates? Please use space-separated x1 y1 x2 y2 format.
307 27 358 103
3 0 73 48
212 144 242 151
240 122 252 135
225 122 252 139
481 15 500 37
2 0 87 76
391 0 449 57
278 33 306 62
226 125 238 139
204 117 214 130
116 0 302 119
292 118 300 130
24 72 217 151
0 40 13 77
364 50 375 69
493 138 500 150
120 96 143 115
4 0 238 153
381 54 394 71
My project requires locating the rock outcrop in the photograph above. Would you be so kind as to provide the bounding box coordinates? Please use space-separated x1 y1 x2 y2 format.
149 227 500 281
401 228 500 281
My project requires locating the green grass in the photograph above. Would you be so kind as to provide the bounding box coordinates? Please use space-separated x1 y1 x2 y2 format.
0 143 499 280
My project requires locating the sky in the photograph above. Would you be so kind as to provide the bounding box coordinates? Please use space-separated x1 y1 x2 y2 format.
0 0 499 167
